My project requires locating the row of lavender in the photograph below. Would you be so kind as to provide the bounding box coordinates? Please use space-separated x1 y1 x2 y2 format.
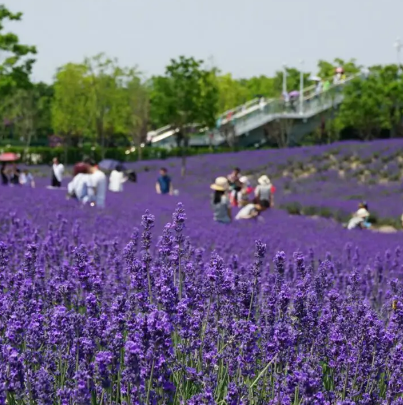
27 139 403 221
133 139 403 222
1 180 403 403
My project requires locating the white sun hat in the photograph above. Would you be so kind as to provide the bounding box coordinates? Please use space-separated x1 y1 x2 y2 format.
210 177 229 191
258 175 271 186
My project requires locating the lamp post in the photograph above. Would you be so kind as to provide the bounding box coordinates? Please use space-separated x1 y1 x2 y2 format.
282 63 287 95
300 59 304 114
394 37 402 72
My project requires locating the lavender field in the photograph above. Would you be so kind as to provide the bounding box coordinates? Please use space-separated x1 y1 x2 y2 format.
1 140 403 404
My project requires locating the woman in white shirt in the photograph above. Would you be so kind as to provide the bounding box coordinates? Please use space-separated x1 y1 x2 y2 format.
109 165 127 192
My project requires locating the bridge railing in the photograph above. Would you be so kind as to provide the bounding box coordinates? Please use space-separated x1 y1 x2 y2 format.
150 73 362 145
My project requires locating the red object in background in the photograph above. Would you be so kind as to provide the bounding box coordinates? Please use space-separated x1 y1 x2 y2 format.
271 185 276 193
73 162 90 176
0 152 19 162
226 111 233 121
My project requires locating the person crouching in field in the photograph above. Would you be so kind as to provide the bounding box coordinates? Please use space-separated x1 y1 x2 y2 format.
210 177 232 224
235 200 270 220
347 202 371 230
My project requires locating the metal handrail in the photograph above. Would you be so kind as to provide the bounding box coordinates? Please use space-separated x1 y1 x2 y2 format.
150 73 361 144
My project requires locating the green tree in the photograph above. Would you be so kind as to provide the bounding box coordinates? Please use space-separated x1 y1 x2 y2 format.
34 82 54 141
151 56 219 175
238 75 276 99
216 73 249 112
273 67 310 95
0 82 53 146
335 74 389 140
317 58 361 79
1 88 36 147
52 63 91 160
85 54 129 156
122 69 150 160
0 5 36 95
372 64 403 137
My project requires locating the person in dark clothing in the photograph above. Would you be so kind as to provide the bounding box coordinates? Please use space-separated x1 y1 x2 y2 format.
10 167 20 185
156 167 173 195
227 167 242 206
51 157 64 187
1 163 8 185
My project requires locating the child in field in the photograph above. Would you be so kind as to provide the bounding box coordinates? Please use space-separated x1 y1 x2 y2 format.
347 202 371 230
235 200 270 220
210 177 231 224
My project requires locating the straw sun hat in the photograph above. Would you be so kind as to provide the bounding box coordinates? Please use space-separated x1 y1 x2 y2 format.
258 175 271 185
210 177 229 191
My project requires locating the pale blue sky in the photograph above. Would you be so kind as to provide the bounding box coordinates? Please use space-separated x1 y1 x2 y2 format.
7 0 403 83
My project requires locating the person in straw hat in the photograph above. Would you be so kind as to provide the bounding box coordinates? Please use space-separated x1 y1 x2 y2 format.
254 175 274 208
210 177 232 224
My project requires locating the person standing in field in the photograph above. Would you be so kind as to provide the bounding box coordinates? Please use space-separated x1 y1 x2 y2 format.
210 177 231 224
227 167 242 207
156 167 173 195
86 159 107 208
1 163 8 185
10 164 20 186
109 165 127 193
254 175 274 207
51 157 64 188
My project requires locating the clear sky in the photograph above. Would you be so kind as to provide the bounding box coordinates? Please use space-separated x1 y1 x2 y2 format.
7 0 403 83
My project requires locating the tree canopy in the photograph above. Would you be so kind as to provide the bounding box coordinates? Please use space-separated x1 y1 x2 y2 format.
0 5 36 96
